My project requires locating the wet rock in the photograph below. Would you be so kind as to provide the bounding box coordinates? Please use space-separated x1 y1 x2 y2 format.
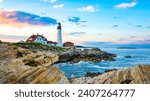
85 72 102 78
125 56 132 58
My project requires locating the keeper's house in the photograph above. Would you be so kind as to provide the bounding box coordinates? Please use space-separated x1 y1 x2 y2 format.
26 34 57 46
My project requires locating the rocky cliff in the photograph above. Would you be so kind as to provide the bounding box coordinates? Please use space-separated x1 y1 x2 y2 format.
70 65 150 84
0 43 150 84
0 43 69 84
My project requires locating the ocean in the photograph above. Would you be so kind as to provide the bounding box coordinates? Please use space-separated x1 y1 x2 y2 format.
55 44 150 78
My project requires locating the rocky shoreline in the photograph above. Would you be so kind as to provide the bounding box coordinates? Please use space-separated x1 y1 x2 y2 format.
58 47 116 63
14 42 117 63
70 65 150 84
0 43 150 84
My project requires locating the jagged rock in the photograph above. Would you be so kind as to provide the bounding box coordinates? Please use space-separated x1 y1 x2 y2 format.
79 48 116 62
58 47 116 63
0 43 69 84
104 68 118 73
71 65 150 84
23 52 58 68
85 72 102 78
0 61 69 84
58 47 81 62
125 56 132 58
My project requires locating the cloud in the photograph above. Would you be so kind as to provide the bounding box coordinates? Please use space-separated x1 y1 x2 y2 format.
76 24 87 28
135 25 142 27
77 6 98 12
68 16 86 24
130 36 136 39
146 26 150 28
118 38 126 41
69 32 86 36
53 4 64 8
0 34 28 40
41 12 47 15
113 17 118 19
115 0 137 9
67 16 87 28
68 16 81 23
41 0 57 3
112 25 118 28
117 35 150 44
127 22 133 25
0 10 57 27
83 41 112 46
136 39 150 44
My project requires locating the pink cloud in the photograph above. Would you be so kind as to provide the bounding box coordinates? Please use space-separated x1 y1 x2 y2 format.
0 10 57 27
115 0 137 9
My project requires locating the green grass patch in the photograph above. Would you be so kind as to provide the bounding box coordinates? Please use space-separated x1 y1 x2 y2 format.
13 42 65 53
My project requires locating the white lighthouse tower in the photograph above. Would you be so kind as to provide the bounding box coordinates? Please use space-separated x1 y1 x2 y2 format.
57 22 63 47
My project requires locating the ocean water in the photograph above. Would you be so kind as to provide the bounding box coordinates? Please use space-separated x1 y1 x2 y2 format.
56 45 150 78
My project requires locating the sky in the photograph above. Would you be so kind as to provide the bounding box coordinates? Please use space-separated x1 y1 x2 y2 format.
0 0 150 45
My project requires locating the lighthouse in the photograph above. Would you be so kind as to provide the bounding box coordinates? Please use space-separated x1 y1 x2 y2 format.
57 22 63 47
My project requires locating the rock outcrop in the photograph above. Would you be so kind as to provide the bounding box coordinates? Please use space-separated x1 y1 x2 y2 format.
78 48 116 62
0 43 69 84
70 65 150 84
58 47 81 63
0 43 150 84
58 47 116 63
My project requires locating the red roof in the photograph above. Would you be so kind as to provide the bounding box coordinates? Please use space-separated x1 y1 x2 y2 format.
26 34 47 43
63 42 74 47
47 41 53 44
47 41 57 44
64 42 74 44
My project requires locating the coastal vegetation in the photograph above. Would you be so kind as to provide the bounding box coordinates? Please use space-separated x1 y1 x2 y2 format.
13 42 65 53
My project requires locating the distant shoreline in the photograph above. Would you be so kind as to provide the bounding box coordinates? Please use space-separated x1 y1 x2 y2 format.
117 47 137 49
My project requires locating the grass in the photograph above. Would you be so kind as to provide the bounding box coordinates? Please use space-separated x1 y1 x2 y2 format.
13 42 65 53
